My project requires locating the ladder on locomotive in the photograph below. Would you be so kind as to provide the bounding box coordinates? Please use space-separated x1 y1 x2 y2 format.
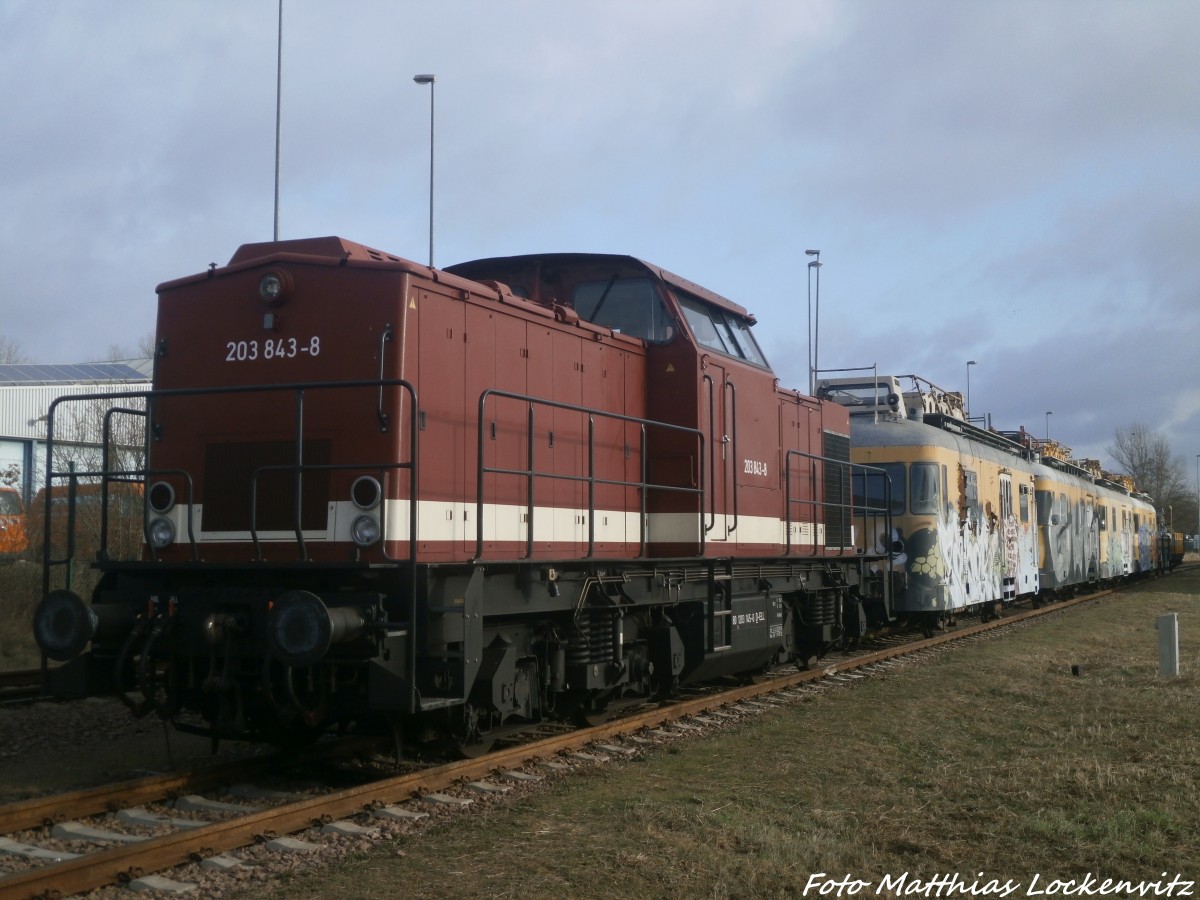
707 560 734 653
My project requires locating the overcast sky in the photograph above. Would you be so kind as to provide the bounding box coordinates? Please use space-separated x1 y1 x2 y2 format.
2 0 1197 473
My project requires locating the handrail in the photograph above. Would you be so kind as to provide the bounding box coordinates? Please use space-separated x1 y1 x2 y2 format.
702 373 716 534
474 388 706 560
724 377 738 535
376 325 393 431
40 377 419 590
783 448 893 562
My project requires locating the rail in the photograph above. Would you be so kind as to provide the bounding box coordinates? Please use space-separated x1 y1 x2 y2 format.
474 389 706 559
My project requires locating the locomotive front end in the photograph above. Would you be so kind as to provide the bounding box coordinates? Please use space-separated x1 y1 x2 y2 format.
35 237 424 741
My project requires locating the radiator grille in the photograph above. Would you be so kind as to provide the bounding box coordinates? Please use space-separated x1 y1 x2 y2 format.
202 440 331 532
822 431 851 547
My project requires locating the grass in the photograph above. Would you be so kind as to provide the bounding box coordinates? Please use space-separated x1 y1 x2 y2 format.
0 561 43 669
246 569 1200 900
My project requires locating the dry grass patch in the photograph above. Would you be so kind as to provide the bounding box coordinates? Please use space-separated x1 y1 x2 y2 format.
0 562 42 668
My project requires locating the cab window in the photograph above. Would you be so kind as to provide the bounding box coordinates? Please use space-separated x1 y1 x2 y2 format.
852 462 905 516
572 277 674 343
676 293 769 367
910 463 940 515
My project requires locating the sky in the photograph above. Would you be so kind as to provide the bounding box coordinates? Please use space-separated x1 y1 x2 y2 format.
1 0 1197 474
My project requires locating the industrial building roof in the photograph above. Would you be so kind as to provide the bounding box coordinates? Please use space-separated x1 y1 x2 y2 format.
0 360 152 386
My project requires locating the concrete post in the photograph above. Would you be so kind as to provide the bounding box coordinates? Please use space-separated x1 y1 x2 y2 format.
1157 613 1179 677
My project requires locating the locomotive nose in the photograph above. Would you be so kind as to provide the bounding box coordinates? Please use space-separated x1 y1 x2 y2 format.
266 590 368 667
34 590 132 661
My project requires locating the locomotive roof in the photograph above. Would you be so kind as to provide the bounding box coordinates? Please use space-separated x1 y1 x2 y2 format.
446 252 754 321
159 240 754 322
155 236 435 293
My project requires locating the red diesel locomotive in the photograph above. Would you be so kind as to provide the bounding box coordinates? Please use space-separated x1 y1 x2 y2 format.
34 237 894 749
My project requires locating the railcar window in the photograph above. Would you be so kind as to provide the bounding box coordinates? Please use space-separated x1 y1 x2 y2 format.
1019 484 1030 523
1035 491 1053 525
910 463 940 515
852 462 905 516
676 294 769 367
999 476 1013 520
572 277 674 343
963 469 981 523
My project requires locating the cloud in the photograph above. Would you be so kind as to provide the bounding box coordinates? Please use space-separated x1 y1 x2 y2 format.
1 0 1197 476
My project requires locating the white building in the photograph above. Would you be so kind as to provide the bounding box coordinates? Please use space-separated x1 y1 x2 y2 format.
0 360 153 503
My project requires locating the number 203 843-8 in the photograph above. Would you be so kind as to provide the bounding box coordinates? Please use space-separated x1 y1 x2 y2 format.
225 337 321 362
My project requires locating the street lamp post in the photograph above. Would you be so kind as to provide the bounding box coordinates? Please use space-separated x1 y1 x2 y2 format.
1195 454 1199 550
805 249 820 394
273 0 283 241
413 74 436 267
966 360 976 420
1045 410 1053 442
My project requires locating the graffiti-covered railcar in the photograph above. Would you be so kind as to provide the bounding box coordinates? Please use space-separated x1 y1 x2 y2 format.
1031 451 1158 590
819 374 1160 629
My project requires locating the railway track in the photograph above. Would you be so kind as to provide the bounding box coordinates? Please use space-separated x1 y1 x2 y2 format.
0 586 1127 898
0 668 44 705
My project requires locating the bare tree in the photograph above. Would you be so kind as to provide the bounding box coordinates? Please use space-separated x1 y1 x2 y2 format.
104 332 156 361
0 334 30 364
1108 423 1187 516
45 395 148 562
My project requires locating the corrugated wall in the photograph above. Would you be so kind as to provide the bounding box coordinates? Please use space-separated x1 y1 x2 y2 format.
0 383 149 441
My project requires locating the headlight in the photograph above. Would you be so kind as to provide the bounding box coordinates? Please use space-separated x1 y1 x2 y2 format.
351 514 380 547
148 516 176 549
258 269 292 305
148 481 175 514
351 475 382 510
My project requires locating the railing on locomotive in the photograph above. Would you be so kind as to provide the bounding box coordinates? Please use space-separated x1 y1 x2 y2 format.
783 449 894 563
38 378 420 576
474 387 707 560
